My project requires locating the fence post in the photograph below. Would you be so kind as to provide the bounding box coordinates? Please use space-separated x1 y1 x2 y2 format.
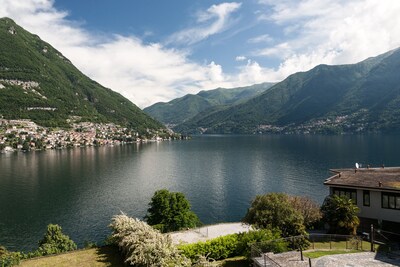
263 253 267 267
330 235 332 250
370 224 374 252
309 257 312 267
300 247 304 261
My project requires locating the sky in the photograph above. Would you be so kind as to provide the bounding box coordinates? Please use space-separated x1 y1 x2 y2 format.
1 0 400 108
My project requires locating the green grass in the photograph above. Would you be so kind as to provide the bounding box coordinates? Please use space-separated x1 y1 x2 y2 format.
18 246 125 267
218 256 249 267
304 250 362 259
302 240 377 259
309 240 373 251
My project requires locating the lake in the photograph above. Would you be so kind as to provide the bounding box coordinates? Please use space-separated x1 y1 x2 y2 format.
1 134 399 251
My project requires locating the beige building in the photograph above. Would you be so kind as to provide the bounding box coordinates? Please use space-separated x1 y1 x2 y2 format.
324 167 400 232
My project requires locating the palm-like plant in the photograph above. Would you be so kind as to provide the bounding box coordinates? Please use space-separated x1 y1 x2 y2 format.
321 195 360 235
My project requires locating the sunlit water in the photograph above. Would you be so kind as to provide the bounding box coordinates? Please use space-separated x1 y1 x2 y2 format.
1 134 399 251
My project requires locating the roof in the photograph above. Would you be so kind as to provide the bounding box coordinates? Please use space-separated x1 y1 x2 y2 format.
324 167 400 192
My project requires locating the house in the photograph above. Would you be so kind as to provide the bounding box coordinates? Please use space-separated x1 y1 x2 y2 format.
324 166 400 232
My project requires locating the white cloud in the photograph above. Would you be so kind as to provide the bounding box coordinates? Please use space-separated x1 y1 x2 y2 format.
168 2 242 45
4 0 400 109
0 0 262 108
237 60 277 84
248 34 273 44
235 56 247 61
255 0 400 80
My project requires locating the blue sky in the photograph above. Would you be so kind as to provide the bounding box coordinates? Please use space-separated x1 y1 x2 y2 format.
2 0 400 107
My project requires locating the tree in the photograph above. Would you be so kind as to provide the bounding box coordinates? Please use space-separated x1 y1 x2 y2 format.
321 195 360 235
145 189 201 232
110 213 190 267
243 193 306 237
37 224 77 255
288 195 322 229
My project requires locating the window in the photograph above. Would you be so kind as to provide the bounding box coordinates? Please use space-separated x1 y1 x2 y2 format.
332 187 357 204
363 190 370 206
381 192 400 210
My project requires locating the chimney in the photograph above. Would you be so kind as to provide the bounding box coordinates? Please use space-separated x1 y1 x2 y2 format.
379 181 382 187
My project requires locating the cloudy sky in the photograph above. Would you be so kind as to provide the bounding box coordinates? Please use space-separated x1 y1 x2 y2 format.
1 0 400 108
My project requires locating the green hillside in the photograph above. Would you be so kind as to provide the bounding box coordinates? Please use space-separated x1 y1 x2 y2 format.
0 17 164 132
143 82 274 125
175 49 400 134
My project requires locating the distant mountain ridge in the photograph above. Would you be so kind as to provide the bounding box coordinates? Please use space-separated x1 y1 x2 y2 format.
0 17 164 133
174 48 400 134
144 82 274 126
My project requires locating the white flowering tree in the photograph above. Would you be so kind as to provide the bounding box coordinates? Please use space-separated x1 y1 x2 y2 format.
109 214 191 267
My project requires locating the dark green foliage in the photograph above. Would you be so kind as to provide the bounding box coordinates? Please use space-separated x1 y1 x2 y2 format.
37 224 77 255
0 224 76 266
178 229 285 261
144 83 274 125
0 246 22 267
174 48 400 134
243 193 307 238
0 252 22 267
0 18 164 132
321 195 360 235
235 229 286 257
145 189 201 232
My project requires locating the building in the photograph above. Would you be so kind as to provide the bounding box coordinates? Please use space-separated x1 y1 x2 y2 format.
324 167 400 232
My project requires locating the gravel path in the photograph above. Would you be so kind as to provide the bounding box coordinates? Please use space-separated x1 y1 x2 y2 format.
170 222 252 245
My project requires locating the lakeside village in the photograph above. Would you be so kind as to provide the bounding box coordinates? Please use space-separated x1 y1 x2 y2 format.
0 118 183 153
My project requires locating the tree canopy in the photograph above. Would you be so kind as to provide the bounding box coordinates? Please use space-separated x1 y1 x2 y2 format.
321 194 360 235
145 189 201 233
288 195 322 229
243 193 307 237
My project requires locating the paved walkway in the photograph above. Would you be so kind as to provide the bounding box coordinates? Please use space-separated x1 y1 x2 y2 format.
313 252 400 267
255 251 400 267
169 222 252 245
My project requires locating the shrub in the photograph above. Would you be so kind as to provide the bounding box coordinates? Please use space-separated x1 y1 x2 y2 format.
110 213 190 267
235 228 285 257
37 224 77 255
0 251 22 267
179 234 238 261
179 229 285 261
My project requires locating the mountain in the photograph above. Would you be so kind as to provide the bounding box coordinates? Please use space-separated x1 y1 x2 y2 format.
143 82 274 126
0 18 163 132
175 48 400 134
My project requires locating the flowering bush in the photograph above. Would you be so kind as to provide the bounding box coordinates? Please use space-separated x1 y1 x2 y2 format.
110 213 190 267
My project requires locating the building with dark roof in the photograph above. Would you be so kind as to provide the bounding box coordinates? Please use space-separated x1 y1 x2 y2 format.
324 167 400 231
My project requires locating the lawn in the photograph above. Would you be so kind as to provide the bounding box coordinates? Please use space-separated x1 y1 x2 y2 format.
18 246 125 267
17 247 249 267
304 250 362 259
308 239 373 251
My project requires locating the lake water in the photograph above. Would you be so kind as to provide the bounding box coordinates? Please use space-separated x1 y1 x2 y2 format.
1 134 399 251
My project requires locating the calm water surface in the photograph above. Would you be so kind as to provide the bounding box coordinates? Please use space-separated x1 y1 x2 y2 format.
1 134 399 251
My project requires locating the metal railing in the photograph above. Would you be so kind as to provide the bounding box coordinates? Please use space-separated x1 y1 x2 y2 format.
251 234 365 267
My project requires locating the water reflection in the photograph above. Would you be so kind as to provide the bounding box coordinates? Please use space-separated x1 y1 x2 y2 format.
1 134 399 251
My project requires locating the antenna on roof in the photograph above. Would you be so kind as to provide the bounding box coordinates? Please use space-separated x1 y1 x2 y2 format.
355 163 359 169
